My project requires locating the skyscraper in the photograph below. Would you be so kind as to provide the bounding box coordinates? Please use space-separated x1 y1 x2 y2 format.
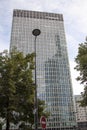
10 9 77 130
74 95 87 130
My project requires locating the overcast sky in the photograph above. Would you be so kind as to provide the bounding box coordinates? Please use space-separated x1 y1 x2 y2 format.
0 0 87 95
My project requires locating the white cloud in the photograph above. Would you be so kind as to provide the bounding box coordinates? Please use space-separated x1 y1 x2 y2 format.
66 34 79 58
63 0 87 34
0 38 9 52
70 61 84 95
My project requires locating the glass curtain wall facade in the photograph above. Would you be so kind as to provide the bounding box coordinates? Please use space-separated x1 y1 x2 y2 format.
10 9 77 130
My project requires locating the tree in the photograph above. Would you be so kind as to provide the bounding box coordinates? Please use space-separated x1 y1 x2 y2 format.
74 41 87 106
0 49 48 130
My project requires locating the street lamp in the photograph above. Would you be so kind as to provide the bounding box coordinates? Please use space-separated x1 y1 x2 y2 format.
32 29 41 130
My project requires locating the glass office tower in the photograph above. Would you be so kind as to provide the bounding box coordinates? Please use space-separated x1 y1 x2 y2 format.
10 9 77 130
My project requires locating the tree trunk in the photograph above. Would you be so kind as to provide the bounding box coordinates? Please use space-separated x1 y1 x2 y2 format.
6 116 10 130
6 97 10 130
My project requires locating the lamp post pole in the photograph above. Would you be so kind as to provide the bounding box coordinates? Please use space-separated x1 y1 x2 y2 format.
32 29 41 130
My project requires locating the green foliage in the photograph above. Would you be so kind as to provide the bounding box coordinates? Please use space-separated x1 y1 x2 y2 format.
75 42 87 84
75 41 87 106
0 49 48 130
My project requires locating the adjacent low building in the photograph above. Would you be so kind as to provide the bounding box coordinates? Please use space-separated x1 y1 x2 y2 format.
74 95 87 130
